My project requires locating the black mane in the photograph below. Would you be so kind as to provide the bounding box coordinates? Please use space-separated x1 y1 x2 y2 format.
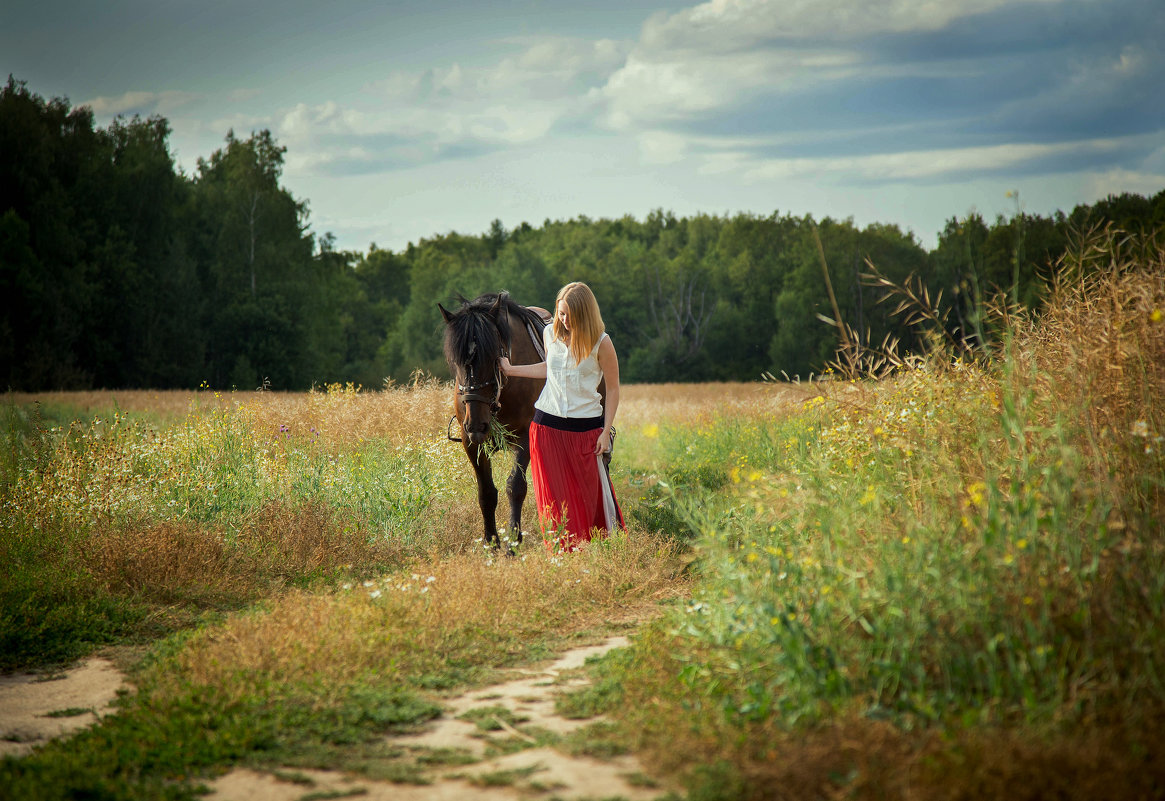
443 292 545 380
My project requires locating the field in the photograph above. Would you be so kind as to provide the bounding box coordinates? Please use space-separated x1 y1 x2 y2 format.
1 238 1163 800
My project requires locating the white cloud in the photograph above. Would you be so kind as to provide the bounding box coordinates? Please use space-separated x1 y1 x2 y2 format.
638 130 688 164
1084 163 1165 200
595 48 857 129
228 88 261 103
595 0 1047 131
365 37 628 105
641 0 1063 51
737 137 1133 183
277 36 635 177
81 89 197 118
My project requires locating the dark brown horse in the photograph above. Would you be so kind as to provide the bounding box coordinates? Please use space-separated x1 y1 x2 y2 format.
440 292 549 551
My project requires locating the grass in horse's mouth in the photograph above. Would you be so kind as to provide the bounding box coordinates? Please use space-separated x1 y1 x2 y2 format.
478 418 516 457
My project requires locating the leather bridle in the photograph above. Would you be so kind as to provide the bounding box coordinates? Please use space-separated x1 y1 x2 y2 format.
456 359 504 413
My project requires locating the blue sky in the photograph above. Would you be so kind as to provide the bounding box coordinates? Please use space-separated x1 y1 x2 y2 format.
5 0 1164 252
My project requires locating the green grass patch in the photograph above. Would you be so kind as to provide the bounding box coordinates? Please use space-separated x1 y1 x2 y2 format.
465 762 545 788
457 705 530 732
42 708 91 719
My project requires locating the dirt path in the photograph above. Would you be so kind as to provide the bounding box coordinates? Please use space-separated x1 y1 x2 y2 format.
207 635 663 800
0 658 127 758
1 637 659 798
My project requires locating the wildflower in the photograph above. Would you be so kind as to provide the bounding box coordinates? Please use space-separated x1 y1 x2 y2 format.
342 583 352 591
363 580 375 588
1131 420 1149 437
369 589 382 599
1017 538 1028 550
1151 309 1162 323
643 423 660 439
426 576 436 583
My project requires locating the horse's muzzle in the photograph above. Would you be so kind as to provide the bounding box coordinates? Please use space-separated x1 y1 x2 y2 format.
466 428 488 445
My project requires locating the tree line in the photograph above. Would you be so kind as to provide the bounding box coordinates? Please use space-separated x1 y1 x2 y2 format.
3 77 1164 391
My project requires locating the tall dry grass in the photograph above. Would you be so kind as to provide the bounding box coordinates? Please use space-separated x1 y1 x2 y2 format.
146 530 687 704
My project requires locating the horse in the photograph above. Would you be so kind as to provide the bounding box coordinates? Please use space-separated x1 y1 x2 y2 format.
440 292 549 551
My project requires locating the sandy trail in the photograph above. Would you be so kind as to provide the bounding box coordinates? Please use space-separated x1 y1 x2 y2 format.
0 658 127 758
1 637 659 799
207 635 661 801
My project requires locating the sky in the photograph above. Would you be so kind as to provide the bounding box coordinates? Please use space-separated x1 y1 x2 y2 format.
4 0 1164 254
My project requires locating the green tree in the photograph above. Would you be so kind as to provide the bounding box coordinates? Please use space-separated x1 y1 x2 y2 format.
188 130 315 388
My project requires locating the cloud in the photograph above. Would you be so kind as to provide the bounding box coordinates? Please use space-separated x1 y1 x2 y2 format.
734 135 1157 185
228 88 262 103
583 0 1165 185
638 0 1064 50
638 130 688 164
80 89 198 118
365 36 627 104
281 36 630 178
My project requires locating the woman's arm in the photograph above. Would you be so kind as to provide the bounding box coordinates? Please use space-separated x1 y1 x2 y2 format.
595 336 620 454
500 356 546 379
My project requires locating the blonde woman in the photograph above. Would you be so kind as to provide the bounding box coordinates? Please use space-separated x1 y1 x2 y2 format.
500 282 624 549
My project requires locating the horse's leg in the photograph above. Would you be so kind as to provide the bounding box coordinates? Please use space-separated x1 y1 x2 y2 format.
467 444 500 549
506 439 532 551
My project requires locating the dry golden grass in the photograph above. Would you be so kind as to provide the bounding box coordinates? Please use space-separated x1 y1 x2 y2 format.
154 528 687 702
8 380 803 446
236 378 454 449
79 502 410 606
1018 235 1164 446
4 378 455 449
619 381 815 429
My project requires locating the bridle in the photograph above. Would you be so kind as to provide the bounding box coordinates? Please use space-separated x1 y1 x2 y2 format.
443 302 544 444
447 343 508 443
456 357 505 413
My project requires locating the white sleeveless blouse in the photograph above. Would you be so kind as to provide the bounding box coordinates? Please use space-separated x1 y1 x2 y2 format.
534 329 606 419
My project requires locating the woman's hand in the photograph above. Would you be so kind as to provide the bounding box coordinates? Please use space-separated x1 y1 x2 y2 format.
501 358 548 379
594 428 612 454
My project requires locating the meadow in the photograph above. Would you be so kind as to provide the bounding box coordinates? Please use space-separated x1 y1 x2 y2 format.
1 231 1163 800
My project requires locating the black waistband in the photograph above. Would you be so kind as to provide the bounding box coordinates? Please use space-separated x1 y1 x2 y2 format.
532 409 604 432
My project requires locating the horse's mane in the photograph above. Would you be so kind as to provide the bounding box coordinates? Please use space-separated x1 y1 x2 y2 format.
443 292 546 378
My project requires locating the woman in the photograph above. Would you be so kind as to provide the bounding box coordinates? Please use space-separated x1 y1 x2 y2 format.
501 282 624 550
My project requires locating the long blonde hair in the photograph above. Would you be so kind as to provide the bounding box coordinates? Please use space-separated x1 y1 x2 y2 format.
553 282 605 365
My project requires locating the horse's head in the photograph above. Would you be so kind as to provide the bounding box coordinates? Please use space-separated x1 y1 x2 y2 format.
440 293 514 446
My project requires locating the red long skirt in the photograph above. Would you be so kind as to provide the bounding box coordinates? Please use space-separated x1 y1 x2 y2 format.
529 417 625 551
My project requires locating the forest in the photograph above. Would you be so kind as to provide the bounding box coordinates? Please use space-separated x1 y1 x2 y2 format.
4 76 1164 391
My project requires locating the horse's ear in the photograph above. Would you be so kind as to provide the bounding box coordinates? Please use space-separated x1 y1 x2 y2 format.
438 303 453 323
489 293 506 317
